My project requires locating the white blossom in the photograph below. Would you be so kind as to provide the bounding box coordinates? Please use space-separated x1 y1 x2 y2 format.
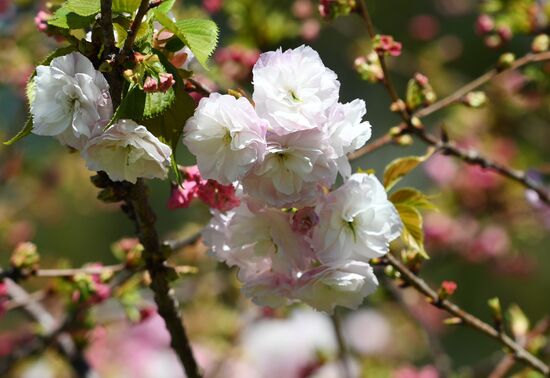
325 100 372 177
183 93 268 184
31 52 113 149
252 45 340 135
242 130 338 207
312 173 402 264
82 119 172 183
295 261 379 313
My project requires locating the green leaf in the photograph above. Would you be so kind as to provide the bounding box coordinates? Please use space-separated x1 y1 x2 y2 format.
390 188 437 211
383 148 434 191
67 0 101 16
4 46 76 146
156 0 175 14
155 10 219 69
48 5 96 29
113 0 142 13
395 204 429 259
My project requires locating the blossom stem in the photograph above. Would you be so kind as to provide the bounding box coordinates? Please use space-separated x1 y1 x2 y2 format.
125 179 202 378
330 312 352 378
385 253 550 375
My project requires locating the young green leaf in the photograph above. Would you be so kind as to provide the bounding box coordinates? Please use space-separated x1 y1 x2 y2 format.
383 148 434 191
155 9 219 69
113 0 142 13
48 6 96 29
395 204 429 259
390 187 437 211
67 0 101 16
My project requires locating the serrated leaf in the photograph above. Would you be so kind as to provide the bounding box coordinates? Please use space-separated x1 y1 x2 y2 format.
4 46 76 146
390 188 437 211
155 10 218 69
48 5 96 29
395 204 429 259
113 0 141 13
67 0 101 16
383 148 434 191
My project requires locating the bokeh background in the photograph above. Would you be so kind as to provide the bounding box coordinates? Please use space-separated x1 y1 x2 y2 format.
1 0 549 377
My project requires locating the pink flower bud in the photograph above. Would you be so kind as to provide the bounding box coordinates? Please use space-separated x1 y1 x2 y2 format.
34 10 50 33
291 207 320 234
158 73 175 92
202 0 223 13
440 280 457 296
476 14 494 35
143 76 159 93
197 179 240 212
374 35 402 57
167 182 199 209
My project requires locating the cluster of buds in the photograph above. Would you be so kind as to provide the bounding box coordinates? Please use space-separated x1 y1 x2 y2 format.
70 266 112 305
111 238 144 268
405 73 436 111
124 53 175 93
10 242 39 277
373 34 402 57
318 0 356 20
475 14 512 49
354 52 383 83
168 165 241 212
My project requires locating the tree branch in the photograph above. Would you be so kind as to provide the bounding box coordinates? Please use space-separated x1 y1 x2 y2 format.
124 179 202 378
330 312 352 378
385 253 549 376
414 51 550 119
118 0 151 63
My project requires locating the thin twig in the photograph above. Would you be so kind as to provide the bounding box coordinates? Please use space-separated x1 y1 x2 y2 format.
384 277 452 376
118 0 151 63
385 253 549 376
414 51 550 119
488 317 550 378
163 231 202 251
35 264 125 278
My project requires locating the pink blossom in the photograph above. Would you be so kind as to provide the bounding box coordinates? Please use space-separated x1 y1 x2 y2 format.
167 181 199 209
424 154 458 185
198 180 241 212
291 207 319 235
409 15 440 41
394 365 439 378
374 35 402 57
202 0 223 13
34 10 50 33
143 73 175 93
475 14 494 34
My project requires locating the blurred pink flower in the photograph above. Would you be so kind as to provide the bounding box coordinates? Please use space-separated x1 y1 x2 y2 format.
469 225 510 260
409 15 440 41
424 154 458 185
202 0 223 13
301 19 321 41
394 365 439 378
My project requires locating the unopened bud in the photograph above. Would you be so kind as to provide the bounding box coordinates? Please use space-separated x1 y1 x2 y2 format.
319 0 356 20
438 280 457 300
443 317 463 325
488 297 503 326
476 14 494 35
463 91 487 108
10 242 39 275
390 99 407 113
532 34 550 53
508 304 529 339
373 34 402 57
396 135 413 146
497 53 515 71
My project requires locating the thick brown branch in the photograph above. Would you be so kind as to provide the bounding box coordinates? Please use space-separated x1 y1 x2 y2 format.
385 253 549 376
100 0 116 57
125 179 202 378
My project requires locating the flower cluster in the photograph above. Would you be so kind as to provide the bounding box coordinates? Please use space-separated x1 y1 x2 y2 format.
186 46 402 312
30 52 172 183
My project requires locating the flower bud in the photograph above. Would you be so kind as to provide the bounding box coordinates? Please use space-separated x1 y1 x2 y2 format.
488 297 503 325
319 0 356 20
396 135 413 146
497 53 516 71
291 207 320 235
463 91 487 108
406 73 436 110
438 280 457 300
508 304 529 339
111 238 144 267
10 242 39 276
373 34 402 57
354 53 384 82
532 34 550 53
475 14 494 35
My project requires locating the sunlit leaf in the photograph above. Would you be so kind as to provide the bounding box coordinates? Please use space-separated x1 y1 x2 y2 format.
395 204 429 259
67 0 100 16
383 148 434 191
390 187 437 211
